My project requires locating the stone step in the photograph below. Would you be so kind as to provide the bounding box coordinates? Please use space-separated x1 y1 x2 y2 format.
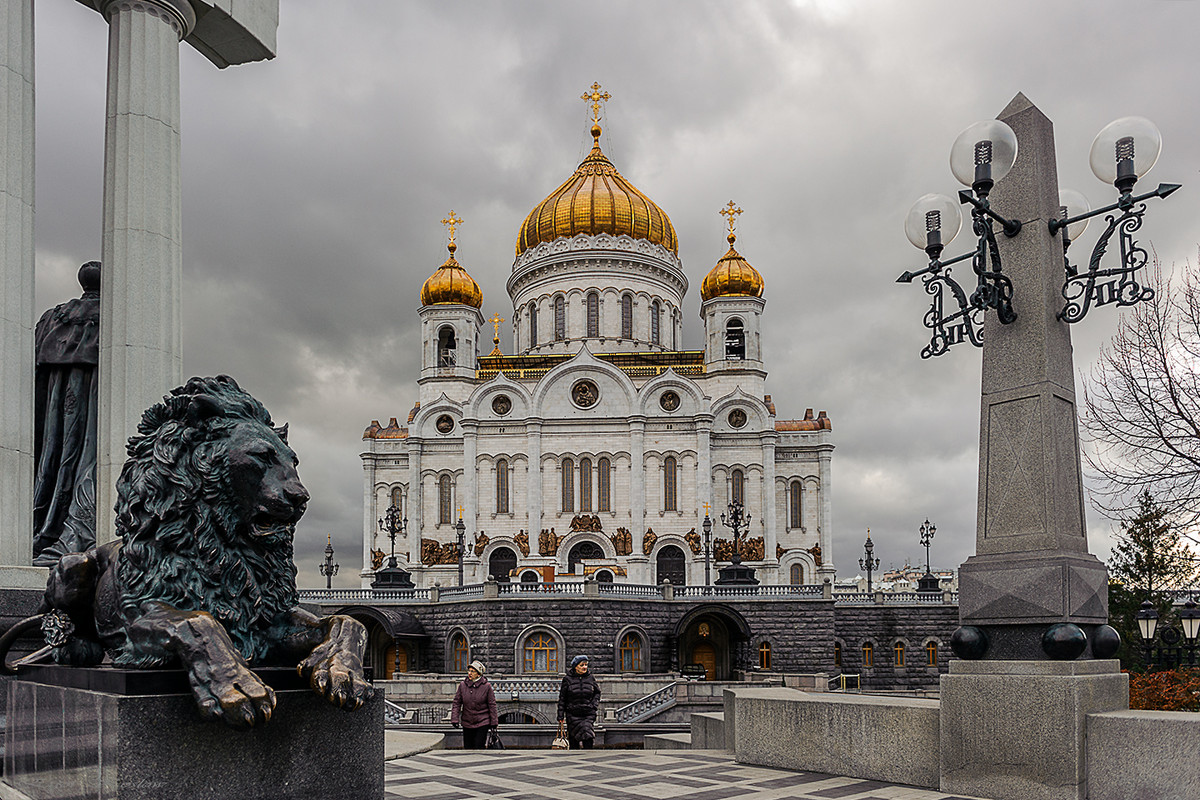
644 732 692 750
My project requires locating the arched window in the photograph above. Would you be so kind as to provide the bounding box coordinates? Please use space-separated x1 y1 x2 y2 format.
758 641 772 670
554 295 566 341
656 544 686 586
894 641 906 667
561 458 574 512
579 458 593 511
650 300 661 344
862 642 874 668
438 326 457 366
790 564 803 585
597 458 611 512
619 632 643 672
438 475 452 524
834 641 842 668
789 481 803 529
663 456 677 512
595 570 613 582
567 541 603 574
523 632 558 673
621 294 633 338
731 469 744 506
489 547 517 582
926 641 938 666
671 310 679 350
725 318 745 360
586 292 599 337
449 632 469 674
390 486 403 513
495 459 509 514
520 570 540 583
529 302 538 345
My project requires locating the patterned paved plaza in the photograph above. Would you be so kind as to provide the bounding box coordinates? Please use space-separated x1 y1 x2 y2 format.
385 750 992 800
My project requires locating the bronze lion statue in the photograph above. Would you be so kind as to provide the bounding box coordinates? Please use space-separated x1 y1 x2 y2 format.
2 376 373 728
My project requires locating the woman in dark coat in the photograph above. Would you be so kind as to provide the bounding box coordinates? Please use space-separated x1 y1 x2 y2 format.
451 660 498 749
557 654 601 749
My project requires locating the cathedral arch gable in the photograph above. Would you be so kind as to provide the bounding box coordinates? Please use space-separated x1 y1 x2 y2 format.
411 393 463 438
648 534 693 561
637 369 706 416
778 550 817 580
529 346 636 412
464 373 532 419
479 538 523 565
711 387 770 431
555 530 616 569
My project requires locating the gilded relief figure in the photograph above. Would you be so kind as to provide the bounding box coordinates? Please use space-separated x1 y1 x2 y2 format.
610 527 632 556
539 528 561 556
684 528 702 555
474 531 489 556
642 528 657 555
514 531 530 557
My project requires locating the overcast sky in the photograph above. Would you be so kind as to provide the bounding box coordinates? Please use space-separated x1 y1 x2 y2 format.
32 0 1200 587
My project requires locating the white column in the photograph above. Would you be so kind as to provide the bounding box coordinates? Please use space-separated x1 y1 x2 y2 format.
526 422 542 539
0 0 35 571
96 0 195 543
696 419 712 520
361 452 376 585
408 443 423 565
762 435 777 566
817 447 835 577
630 418 645 550
462 421 478 537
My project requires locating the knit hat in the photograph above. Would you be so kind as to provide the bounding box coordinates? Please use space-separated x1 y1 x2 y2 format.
469 660 486 675
570 655 589 669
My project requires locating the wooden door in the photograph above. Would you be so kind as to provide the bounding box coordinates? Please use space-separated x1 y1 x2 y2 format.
693 643 716 681
384 644 408 677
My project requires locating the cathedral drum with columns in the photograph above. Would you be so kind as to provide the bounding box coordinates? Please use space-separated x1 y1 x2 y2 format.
360 90 834 590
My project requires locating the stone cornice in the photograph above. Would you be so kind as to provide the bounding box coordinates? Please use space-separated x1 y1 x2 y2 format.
96 0 197 39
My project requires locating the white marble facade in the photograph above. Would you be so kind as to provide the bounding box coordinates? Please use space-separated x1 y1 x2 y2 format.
361 136 834 589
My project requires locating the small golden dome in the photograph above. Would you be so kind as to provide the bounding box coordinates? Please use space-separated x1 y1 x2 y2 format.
515 125 678 258
421 241 483 308
701 232 764 301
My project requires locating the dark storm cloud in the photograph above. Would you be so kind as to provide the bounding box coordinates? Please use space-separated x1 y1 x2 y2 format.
33 1 1200 585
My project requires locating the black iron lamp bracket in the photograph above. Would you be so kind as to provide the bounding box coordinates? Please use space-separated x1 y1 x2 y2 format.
1054 183 1181 324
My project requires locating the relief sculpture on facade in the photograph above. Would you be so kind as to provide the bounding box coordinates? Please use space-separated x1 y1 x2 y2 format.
713 536 765 562
642 527 657 555
684 528 702 555
610 527 632 556
421 538 459 565
371 548 386 570
514 530 530 557
538 528 562 556
569 514 603 533
807 542 822 566
474 531 489 556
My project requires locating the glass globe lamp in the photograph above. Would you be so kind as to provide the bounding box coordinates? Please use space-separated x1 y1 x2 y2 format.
1057 189 1091 242
905 193 962 256
950 120 1018 191
1090 116 1161 193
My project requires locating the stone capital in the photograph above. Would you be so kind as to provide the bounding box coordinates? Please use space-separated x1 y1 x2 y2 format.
95 0 197 39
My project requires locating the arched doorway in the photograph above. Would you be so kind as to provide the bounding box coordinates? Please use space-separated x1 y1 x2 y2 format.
489 547 517 581
567 541 603 574
656 545 686 586
672 604 752 681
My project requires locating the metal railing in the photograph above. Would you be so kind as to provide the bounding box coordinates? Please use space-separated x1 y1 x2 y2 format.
610 682 678 723
299 587 431 602
828 673 861 693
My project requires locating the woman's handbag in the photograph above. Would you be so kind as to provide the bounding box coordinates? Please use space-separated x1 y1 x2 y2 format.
551 720 569 750
486 727 504 750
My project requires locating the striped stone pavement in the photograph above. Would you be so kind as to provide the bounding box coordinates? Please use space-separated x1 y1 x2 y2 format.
385 750 993 800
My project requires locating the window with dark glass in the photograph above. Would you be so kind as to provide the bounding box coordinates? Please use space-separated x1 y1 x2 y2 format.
438 474 452 524
656 545 686 586
758 641 772 670
496 459 509 514
862 642 873 667
621 293 633 338
789 481 802 528
390 486 403 513
438 326 457 366
450 633 469 673
790 563 803 585
725 318 745 359
561 458 574 512
567 541 603 574
834 641 842 668
529 302 538 345
620 633 643 672
732 469 744 506
663 456 677 512
650 300 661 344
524 633 558 673
579 458 593 511
554 295 566 340
586 292 599 337
598 458 611 512
926 641 938 666
894 641 906 667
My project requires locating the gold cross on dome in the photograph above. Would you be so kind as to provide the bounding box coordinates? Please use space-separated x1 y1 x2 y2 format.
720 200 743 235
489 313 505 340
703 502 712 516
441 210 464 245
581 82 611 125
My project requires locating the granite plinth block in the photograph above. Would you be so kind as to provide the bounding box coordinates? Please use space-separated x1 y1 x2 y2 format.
689 711 725 750
1086 710 1200 800
730 687 940 788
4 667 383 800
939 659 1127 800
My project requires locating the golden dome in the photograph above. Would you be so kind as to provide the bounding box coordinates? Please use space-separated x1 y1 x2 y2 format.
515 124 678 258
421 242 483 308
701 232 764 301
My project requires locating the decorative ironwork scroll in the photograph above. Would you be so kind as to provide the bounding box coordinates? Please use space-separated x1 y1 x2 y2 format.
1059 203 1153 323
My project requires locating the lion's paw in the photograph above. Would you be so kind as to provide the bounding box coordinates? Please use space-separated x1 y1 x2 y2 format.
298 649 374 710
191 663 277 728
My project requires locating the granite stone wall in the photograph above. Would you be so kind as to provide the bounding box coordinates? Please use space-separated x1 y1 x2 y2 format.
834 604 959 689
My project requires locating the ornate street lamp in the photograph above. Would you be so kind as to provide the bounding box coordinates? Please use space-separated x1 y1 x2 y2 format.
319 533 339 589
917 519 939 593
702 511 713 590
373 502 414 590
898 115 1179 357
455 515 467 587
715 500 758 586
859 530 880 594
1137 598 1200 669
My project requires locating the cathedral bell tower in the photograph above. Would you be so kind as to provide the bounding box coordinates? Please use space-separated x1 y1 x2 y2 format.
419 211 484 395
700 202 766 374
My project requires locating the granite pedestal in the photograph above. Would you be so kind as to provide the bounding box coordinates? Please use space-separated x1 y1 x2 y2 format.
939 659 1127 800
4 665 382 800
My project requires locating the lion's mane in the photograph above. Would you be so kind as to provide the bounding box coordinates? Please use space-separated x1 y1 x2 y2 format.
112 375 299 667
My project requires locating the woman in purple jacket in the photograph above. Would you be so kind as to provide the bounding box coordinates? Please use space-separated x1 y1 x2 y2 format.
451 660 499 749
